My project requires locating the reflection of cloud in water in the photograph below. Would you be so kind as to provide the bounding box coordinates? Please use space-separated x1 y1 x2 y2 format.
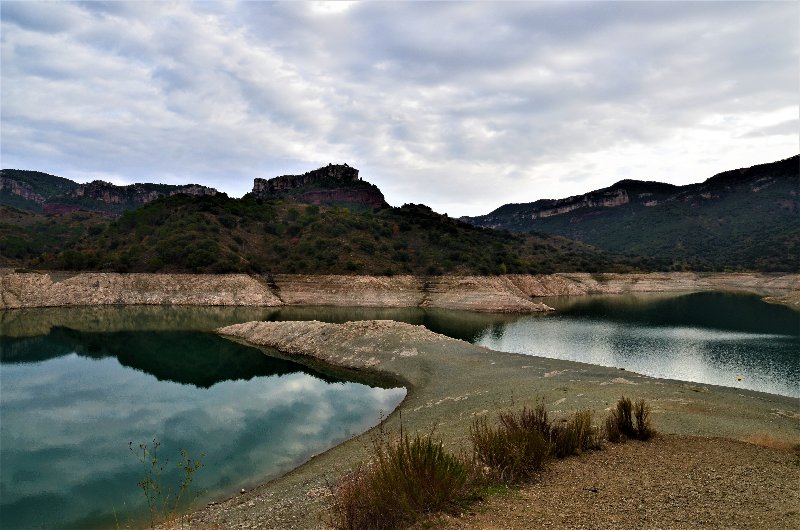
0 351 405 529
478 314 799 398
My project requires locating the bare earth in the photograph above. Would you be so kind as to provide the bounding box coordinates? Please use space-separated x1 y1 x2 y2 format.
164 320 800 530
427 435 799 530
3 271 799 311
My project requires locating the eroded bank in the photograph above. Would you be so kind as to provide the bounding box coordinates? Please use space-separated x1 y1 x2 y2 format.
2 271 798 311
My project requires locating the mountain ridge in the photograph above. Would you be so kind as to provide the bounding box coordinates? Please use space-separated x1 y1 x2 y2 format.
0 169 219 215
462 155 799 271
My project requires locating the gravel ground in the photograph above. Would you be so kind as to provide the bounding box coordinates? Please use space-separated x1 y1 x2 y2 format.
426 435 799 530
173 320 800 530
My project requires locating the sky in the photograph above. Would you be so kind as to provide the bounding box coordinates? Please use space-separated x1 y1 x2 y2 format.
1 1 797 217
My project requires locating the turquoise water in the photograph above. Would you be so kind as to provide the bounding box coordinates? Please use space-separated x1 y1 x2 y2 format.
1 291 796 528
0 328 404 529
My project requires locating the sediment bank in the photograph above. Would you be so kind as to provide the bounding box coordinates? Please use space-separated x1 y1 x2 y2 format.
2 271 798 311
175 319 800 529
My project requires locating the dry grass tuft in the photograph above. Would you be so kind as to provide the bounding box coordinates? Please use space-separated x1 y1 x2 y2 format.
328 429 480 530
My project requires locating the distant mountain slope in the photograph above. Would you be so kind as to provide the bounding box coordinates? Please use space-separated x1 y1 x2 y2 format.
0 169 217 215
464 156 800 271
0 170 78 211
10 193 630 275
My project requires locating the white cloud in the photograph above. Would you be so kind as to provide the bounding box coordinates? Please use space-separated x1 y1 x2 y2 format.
1 1 797 216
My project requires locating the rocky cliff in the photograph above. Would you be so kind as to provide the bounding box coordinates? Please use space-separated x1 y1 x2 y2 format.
44 180 218 215
252 163 388 210
0 176 45 205
1 169 218 216
253 164 360 194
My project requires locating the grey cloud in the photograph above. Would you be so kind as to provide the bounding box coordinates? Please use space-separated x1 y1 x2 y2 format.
1 1 797 216
741 119 800 139
0 1 83 33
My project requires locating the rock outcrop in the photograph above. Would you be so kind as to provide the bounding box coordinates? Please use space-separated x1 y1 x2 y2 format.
253 164 360 194
44 181 218 215
531 189 630 219
252 163 389 209
1 169 218 216
0 176 45 205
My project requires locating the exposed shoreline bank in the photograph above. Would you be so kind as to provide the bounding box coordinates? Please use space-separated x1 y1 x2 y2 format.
2 271 798 311
170 319 799 529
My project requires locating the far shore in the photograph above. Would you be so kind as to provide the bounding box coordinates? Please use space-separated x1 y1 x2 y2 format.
2 270 798 312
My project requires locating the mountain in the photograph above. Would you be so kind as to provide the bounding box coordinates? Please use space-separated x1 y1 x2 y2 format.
463 155 800 272
0 169 218 216
250 163 388 211
2 171 629 274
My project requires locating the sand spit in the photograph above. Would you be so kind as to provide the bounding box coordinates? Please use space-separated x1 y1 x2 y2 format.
170 319 800 529
2 271 798 311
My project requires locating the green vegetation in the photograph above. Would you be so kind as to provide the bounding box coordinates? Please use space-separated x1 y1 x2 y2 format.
0 206 109 266
331 399 654 529
466 156 800 272
8 193 629 274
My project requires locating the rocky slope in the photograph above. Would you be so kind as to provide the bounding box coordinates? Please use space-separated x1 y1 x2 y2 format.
2 271 798 311
464 155 800 271
0 169 218 215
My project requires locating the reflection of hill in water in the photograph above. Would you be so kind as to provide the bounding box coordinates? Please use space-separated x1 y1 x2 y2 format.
0 305 282 338
545 292 799 336
265 306 525 343
0 304 528 343
0 328 343 388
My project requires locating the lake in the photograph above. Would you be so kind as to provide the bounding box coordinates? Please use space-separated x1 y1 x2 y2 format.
0 327 405 529
1 291 797 528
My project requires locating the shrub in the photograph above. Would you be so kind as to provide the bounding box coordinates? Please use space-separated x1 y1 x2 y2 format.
633 399 655 440
605 413 623 443
471 407 550 483
550 409 600 458
606 396 656 442
329 430 478 530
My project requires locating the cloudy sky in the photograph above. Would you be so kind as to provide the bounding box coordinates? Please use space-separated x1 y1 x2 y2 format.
1 1 797 217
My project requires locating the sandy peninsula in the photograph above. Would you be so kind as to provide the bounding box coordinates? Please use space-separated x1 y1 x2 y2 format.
162 319 800 529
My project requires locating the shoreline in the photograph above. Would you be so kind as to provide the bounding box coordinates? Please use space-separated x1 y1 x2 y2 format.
170 319 799 529
2 271 799 311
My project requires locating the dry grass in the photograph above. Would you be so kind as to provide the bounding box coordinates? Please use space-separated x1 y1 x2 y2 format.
606 396 656 442
470 410 550 484
331 398 656 529
328 429 480 530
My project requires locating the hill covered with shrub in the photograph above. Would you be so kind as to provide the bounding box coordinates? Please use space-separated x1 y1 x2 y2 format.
6 193 636 275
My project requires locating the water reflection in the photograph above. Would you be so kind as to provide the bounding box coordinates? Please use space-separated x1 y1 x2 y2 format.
1 328 340 387
477 292 799 397
0 328 405 529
